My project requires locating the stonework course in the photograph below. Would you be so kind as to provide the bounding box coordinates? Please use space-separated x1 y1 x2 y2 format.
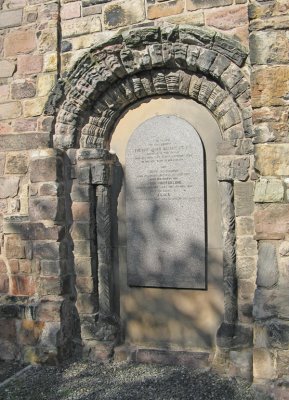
0 0 288 394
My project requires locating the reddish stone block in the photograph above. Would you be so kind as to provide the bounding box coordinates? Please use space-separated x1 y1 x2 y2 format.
0 122 13 135
17 55 43 75
72 202 90 221
0 274 9 293
10 275 36 296
4 30 36 57
254 204 289 240
206 5 248 30
4 236 25 259
17 320 45 346
8 259 19 274
0 259 7 273
19 259 32 274
61 1 81 20
14 118 37 132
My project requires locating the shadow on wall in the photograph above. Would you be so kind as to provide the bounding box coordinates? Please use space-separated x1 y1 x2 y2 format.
111 161 224 351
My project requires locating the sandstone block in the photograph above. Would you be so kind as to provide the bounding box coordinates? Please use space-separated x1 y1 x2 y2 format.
277 350 289 378
33 241 64 260
40 276 62 296
61 1 81 20
236 236 257 257
1 133 50 150
0 153 5 175
206 5 248 30
14 118 37 132
72 202 90 221
39 182 63 196
3 221 61 241
0 275 9 293
71 184 90 202
0 177 19 198
29 197 60 221
217 322 253 349
19 259 32 274
76 293 97 314
17 320 45 346
4 30 36 57
252 66 289 108
236 216 254 236
73 240 92 257
250 31 289 65
17 55 43 76
0 60 15 78
82 4 102 16
70 222 91 240
0 84 9 101
187 0 232 11
236 256 256 280
253 288 277 320
4 236 25 259
279 241 289 257
254 178 284 203
234 182 254 216
0 102 22 121
74 257 94 276
62 15 101 38
147 0 184 19
43 52 57 72
76 276 94 293
0 260 7 274
37 74 56 97
38 29 58 54
41 260 62 276
103 0 145 29
253 349 276 382
229 350 252 380
10 275 36 296
36 299 62 322
11 80 36 100
254 204 289 240
5 152 29 174
23 97 46 117
255 144 289 176
216 156 250 181
256 243 278 289
0 8 22 29
30 156 61 183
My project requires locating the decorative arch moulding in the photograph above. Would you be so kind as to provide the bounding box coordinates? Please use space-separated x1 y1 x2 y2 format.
45 24 252 152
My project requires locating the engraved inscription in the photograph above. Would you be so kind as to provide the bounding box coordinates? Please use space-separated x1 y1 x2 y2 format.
125 115 206 289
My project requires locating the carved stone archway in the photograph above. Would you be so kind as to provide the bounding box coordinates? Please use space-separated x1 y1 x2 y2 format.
46 25 253 362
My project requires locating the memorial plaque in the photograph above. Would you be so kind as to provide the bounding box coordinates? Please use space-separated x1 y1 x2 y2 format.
125 115 206 289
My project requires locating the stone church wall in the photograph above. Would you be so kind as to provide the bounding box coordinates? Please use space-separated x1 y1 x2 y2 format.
0 0 288 388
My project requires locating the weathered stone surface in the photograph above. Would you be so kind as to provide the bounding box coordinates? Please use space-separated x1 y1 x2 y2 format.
254 178 284 203
216 156 250 181
187 0 233 11
279 241 289 257
103 0 145 29
72 202 90 221
0 102 22 121
29 197 62 221
43 52 58 72
0 8 22 29
237 237 257 257
252 66 289 108
148 0 184 20
3 221 61 240
4 30 36 57
5 152 29 174
250 31 289 65
0 177 19 198
256 243 278 289
11 80 36 100
234 182 254 216
206 5 248 30
74 257 93 276
229 349 252 380
62 15 101 38
217 322 253 349
253 348 276 382
17 55 43 76
82 5 102 16
30 157 61 183
0 60 15 78
17 320 44 346
236 216 254 236
76 293 98 314
253 288 277 320
14 118 37 133
37 74 56 97
23 97 47 117
40 276 62 296
4 236 25 259
236 256 256 280
267 320 289 350
1 133 50 150
61 1 81 20
255 144 289 176
277 350 289 378
255 204 289 240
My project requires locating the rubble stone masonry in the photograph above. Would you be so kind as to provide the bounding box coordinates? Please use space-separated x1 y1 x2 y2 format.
0 0 288 393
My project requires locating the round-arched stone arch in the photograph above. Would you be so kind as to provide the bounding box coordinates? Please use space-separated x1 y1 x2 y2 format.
45 25 253 364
